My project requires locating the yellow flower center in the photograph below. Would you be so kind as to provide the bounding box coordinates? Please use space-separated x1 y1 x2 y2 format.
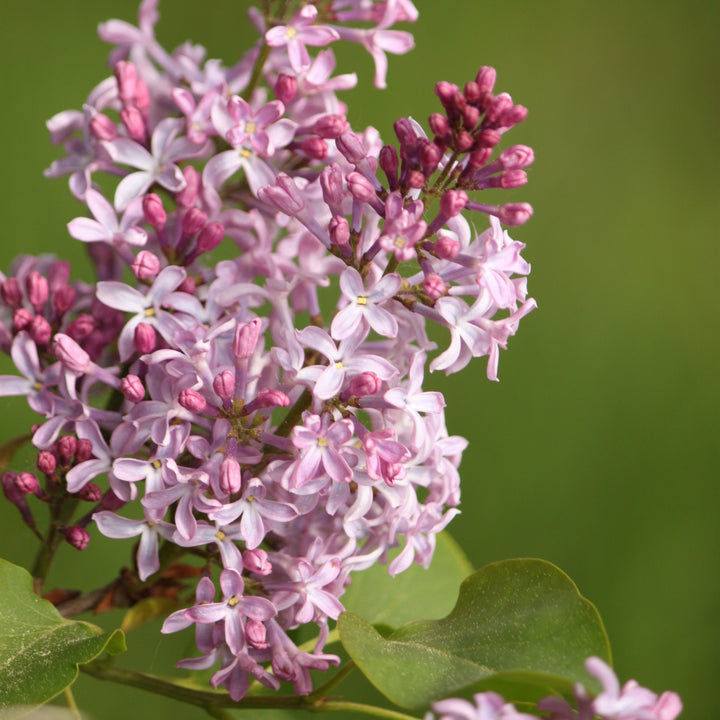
145 307 156 317
357 296 368 305
245 121 256 134
216 530 226 541
317 437 328 447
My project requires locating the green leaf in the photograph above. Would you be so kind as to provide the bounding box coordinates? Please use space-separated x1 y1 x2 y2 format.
341 531 473 628
0 559 126 711
339 558 611 709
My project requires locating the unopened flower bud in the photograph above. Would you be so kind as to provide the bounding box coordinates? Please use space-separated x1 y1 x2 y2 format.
298 136 328 160
379 145 399 178
178 388 206 413
498 202 534 226
75 439 94 463
274 74 297 103
393 118 417 149
131 250 160 280
182 208 207 236
498 169 528 189
349 372 382 398
254 388 290 409
213 370 235 400
134 323 156 354
115 61 138 104
197 222 225 253
17 472 40 495
66 313 94 341
467 147 493 170
134 78 151 113
346 172 376 202
423 273 447 300
440 189 468 218
428 113 450 140
177 276 195 294
26 272 49 311
434 232 460 259
120 106 146 143
476 129 501 148
336 131 366 164
13 308 32 332
29 315 52 345
142 193 166 229
175 166 200 207
312 114 349 139
420 142 442 176
464 80 481 104
499 145 534 170
219 457 242 495
329 216 350 249
245 619 268 649
90 113 118 141
63 526 90 551
1 278 22 308
407 170 425 189
233 318 262 359
462 105 480 129
243 548 272 575
53 285 77 315
476 66 497 95
485 93 513 123
320 164 345 210
497 104 528 128
58 435 77 463
53 333 90 373
37 450 57 476
120 374 145 402
434 81 458 108
455 130 474 152
77 482 102 502
258 173 304 216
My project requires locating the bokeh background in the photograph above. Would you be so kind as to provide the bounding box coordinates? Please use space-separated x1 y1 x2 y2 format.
0 2 717 719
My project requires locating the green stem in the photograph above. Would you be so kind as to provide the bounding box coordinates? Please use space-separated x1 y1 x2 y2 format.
243 43 272 102
32 495 79 591
310 701 420 720
273 388 313 439
307 660 356 701
64 686 82 720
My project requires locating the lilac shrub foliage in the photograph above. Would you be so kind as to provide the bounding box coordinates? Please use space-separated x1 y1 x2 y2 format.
0 1 682 716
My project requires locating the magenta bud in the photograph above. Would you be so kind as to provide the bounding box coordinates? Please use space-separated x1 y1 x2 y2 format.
498 104 528 128
464 81 481 104
346 171 376 202
16 472 40 495
63 526 90 551
2 472 22 504
134 79 151 112
219 456 242 495
275 73 297 104
243 548 272 575
434 81 458 108
131 250 160 280
142 193 166 229
98 488 125 512
476 129 501 148
434 232 460 259
213 370 235 400
1 278 22 307
26 272 49 311
498 202 534 226
336 131 366 164
329 216 350 249
258 173 304 216
120 374 145 402
58 435 77 463
428 113 450 139
75 439 94 463
233 318 262 359
245 619 269 649
53 333 90 373
455 130 474 152
440 189 468 218
462 105 480 129
451 90 467 112
255 388 290 408
182 207 207 236
178 388 206 413
407 169 425 189
393 118 417 148
498 170 528 189
467 147 493 170
485 93 513 123
53 285 77 315
37 450 57 475
13 308 33 332
312 114 349 139
423 273 447 300
197 222 225 253
476 66 497 95
177 276 195 294
77 482 102 502
29 315 52 345
134 323 156 354
420 142 442 175
299 136 328 160
319 164 345 209
66 313 94 341
499 144 535 170
115 61 138 104
379 145 399 175
120 106 146 143
349 372 382 398
90 113 118 141
175 166 201 207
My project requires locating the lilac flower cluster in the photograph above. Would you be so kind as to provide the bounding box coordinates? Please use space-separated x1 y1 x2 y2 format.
426 658 683 720
0 0 536 701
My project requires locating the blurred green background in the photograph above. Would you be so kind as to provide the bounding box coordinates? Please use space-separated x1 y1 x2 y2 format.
1 1 717 718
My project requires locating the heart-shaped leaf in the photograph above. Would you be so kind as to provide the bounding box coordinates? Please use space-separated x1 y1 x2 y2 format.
339 558 610 709
0 559 125 711
341 531 473 628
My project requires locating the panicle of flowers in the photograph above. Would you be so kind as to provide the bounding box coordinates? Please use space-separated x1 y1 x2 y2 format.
423 658 683 720
1 0 537 700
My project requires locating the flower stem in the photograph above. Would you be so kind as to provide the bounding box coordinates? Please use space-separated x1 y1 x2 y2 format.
32 495 79 591
307 660 356 701
310 701 421 720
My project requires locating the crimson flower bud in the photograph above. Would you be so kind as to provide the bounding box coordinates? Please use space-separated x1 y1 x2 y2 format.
13 308 32 332
175 166 200 207
29 316 52 345
219 457 242 495
53 285 76 315
90 113 118 141
245 619 269 649
233 318 262 359
37 450 57 476
336 131 366 164
298 136 328 160
120 106 146 143
177 276 195 294
26 272 49 311
63 526 90 551
312 114 349 139
134 323 156 354
17 472 40 495
319 164 345 210
329 216 350 249
120 374 145 403
142 193 166 229
213 370 235 400
407 169 425 189
115 61 138 104
77 482 102 502
53 333 90 373
476 129 501 148
434 232 460 259
349 372 381 398
178 388 206 413
455 130 474 152
66 313 94 341
243 549 272 575
498 202 534 226
476 66 497 95
499 145 535 170
423 273 447 300
1 278 22 307
58 435 77 463
197 222 225 253
75 439 94 463
131 250 160 280
182 208 207 236
440 189 468 218
275 74 297 104
464 80 481 104
434 81 458 108
346 172 376 202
